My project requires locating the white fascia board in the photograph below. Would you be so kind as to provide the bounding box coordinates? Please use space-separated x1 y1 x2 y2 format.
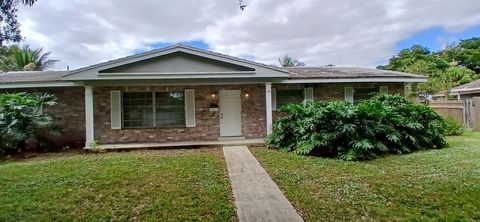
97 71 256 76
451 87 480 93
280 78 427 84
0 81 79 89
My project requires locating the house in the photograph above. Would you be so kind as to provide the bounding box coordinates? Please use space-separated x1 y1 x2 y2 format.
0 44 427 148
433 79 480 100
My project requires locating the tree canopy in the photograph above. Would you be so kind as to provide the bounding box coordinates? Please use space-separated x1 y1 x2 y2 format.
278 55 305 67
0 44 58 71
379 38 480 95
0 0 38 46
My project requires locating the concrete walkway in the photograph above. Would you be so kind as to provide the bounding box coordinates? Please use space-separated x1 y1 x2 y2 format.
223 146 303 222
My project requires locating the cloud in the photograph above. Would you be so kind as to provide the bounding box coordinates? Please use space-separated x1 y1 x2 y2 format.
17 0 480 70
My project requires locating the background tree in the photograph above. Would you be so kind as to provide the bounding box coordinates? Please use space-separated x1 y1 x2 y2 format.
0 46 16 71
441 37 480 73
0 0 38 46
380 42 479 96
2 44 57 71
278 55 305 67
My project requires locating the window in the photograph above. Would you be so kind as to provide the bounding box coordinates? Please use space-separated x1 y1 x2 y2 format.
123 92 154 128
276 89 304 109
353 87 379 104
122 91 185 128
155 91 185 127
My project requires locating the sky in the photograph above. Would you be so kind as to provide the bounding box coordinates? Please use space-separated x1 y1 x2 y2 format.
16 0 480 70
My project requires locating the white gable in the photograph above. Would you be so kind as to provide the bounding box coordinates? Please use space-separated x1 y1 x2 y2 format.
63 45 288 81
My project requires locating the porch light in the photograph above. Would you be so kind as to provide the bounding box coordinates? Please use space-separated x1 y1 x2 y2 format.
211 93 216 99
245 93 250 97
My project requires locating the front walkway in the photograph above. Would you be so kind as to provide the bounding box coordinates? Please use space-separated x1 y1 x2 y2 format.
223 146 303 222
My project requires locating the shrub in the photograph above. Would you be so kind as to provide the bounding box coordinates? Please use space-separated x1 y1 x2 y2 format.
444 117 465 136
0 92 59 154
266 94 447 161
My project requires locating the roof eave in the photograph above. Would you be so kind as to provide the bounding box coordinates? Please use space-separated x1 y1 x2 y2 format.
280 77 427 84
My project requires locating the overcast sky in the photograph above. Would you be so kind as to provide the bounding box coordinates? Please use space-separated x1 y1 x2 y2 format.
17 0 480 70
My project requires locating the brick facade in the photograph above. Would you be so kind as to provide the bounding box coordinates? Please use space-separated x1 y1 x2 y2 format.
0 87 86 148
93 85 267 144
1 83 405 146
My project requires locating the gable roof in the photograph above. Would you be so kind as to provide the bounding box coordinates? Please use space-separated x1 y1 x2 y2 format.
63 44 289 80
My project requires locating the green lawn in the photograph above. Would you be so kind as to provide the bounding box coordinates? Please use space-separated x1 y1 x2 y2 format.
252 132 480 221
0 148 234 221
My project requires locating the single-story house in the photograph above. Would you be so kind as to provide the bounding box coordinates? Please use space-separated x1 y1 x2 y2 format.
433 79 480 100
0 44 426 148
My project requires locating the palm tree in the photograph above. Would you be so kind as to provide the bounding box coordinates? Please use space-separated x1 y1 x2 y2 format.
11 45 58 71
278 55 305 67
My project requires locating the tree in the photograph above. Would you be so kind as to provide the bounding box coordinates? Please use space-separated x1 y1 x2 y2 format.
441 38 480 73
0 92 58 153
380 44 479 95
0 46 16 71
8 44 58 71
278 55 305 67
0 0 38 46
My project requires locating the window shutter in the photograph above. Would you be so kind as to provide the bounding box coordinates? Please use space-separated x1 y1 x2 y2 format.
271 88 277 111
304 87 314 102
344 87 354 103
380 86 388 94
184 89 196 127
110 90 122 129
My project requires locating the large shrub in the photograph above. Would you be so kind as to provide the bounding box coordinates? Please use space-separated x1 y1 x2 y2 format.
266 94 447 161
0 92 58 154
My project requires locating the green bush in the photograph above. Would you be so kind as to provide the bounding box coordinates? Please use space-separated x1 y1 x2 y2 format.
0 92 59 154
444 117 465 136
266 94 447 161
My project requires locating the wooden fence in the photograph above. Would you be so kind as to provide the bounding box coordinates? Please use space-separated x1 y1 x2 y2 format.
428 97 480 131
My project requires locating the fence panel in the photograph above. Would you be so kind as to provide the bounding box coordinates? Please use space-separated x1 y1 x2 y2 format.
428 100 465 124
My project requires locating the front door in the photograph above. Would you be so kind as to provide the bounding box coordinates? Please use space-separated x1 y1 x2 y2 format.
219 90 242 137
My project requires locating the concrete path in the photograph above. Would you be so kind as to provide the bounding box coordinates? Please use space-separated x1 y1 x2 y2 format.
223 146 304 222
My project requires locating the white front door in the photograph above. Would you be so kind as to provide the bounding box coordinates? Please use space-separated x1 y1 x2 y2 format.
219 90 242 137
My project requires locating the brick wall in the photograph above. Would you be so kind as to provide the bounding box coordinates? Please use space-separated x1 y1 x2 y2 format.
0 87 86 148
93 85 266 144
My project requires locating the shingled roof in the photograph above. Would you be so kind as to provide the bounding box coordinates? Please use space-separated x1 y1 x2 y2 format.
284 67 425 79
0 71 66 83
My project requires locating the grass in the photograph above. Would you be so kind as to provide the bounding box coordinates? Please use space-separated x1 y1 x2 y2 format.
0 148 234 221
252 132 480 221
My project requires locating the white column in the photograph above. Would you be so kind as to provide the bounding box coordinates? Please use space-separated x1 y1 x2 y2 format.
85 86 95 148
265 83 273 135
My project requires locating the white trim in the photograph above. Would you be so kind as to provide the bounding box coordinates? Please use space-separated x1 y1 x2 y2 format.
344 87 354 103
271 88 277 111
84 86 95 148
0 82 78 89
280 78 427 83
265 83 273 135
110 90 122 129
184 89 196 127
451 87 480 93
98 71 256 76
304 87 314 102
